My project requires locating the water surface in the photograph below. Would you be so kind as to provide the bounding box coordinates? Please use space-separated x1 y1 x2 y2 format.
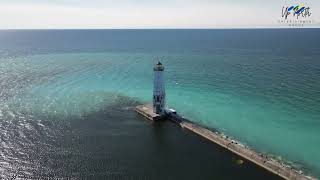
0 29 319 178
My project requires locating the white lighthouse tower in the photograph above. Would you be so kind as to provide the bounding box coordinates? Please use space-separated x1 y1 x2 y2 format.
153 61 166 115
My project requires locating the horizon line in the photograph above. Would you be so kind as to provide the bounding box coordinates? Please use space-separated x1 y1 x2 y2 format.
1 27 320 31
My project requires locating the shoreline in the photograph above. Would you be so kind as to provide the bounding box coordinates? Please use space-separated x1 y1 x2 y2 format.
135 104 316 180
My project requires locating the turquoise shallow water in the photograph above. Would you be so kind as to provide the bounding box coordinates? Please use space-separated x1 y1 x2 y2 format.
0 29 319 178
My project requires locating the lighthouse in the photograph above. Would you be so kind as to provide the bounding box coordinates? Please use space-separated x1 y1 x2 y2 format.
153 61 166 115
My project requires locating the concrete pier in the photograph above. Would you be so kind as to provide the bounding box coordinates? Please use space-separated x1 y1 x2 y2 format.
135 104 316 180
178 121 314 180
135 104 164 121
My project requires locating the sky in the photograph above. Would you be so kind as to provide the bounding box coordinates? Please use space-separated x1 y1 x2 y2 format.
0 0 319 29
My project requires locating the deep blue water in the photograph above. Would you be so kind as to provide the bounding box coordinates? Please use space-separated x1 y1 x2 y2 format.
0 29 319 178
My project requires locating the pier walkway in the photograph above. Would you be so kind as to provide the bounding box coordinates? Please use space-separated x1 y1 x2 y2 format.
134 104 316 180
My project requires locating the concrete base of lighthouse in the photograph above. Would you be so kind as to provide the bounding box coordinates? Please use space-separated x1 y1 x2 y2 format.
135 104 166 121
